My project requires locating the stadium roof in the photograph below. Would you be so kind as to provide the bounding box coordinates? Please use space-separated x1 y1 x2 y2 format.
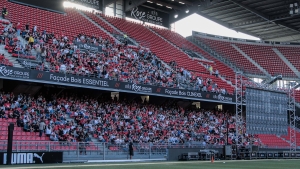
115 0 300 42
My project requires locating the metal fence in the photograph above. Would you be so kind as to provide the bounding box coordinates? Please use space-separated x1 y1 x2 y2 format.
0 141 296 161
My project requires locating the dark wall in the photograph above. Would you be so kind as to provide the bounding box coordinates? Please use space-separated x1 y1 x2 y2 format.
167 147 300 161
296 107 300 129
168 148 223 161
9 0 65 14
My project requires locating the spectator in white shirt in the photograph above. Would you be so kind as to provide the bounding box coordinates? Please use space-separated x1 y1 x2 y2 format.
60 64 66 73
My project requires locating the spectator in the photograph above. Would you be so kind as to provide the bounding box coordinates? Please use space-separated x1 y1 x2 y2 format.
35 44 41 60
45 125 52 137
17 117 23 127
39 120 46 137
208 65 213 75
1 6 7 19
215 69 219 78
23 122 30 132
25 22 30 32
28 34 34 48
60 63 67 73
16 22 21 36
50 132 59 141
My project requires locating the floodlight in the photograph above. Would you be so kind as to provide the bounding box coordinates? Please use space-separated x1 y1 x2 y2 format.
290 4 294 8
295 3 298 7
185 9 189 13
174 14 178 18
290 9 294 15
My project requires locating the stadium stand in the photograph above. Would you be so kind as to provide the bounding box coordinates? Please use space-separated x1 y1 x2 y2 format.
235 44 295 77
256 134 290 148
0 1 298 151
0 90 259 148
98 14 234 94
0 3 234 94
194 34 298 78
194 36 264 75
149 26 236 90
280 128 300 146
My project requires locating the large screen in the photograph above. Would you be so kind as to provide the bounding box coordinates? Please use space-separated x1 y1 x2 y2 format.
9 0 65 14
246 88 288 135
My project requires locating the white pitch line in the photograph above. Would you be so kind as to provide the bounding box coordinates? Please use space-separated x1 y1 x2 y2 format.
3 159 300 169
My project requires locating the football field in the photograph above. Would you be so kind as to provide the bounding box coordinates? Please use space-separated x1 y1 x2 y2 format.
1 159 300 169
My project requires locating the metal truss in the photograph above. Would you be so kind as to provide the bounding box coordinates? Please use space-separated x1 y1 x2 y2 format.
288 86 297 152
235 71 243 144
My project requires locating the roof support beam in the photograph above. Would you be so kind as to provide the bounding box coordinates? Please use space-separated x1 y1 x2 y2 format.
229 0 270 20
141 5 169 13
103 0 118 7
196 11 260 38
268 34 300 42
228 0 300 34
195 0 226 10
150 0 181 10
173 0 194 6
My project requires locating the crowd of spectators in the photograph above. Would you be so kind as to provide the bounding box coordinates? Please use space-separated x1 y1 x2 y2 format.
0 91 259 146
0 21 230 94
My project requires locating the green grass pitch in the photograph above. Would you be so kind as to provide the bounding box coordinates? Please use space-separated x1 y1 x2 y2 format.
1 159 300 169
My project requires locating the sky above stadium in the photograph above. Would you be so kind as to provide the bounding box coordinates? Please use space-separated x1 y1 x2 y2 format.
174 13 260 40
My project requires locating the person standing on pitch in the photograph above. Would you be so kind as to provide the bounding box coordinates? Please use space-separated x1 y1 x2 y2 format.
129 141 134 160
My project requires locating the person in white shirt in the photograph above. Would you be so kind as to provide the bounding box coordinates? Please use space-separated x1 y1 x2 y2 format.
60 64 66 73
33 25 37 33
45 125 52 136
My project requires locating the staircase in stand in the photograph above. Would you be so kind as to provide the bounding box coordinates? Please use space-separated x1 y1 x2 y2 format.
273 48 300 78
149 27 236 90
77 10 120 44
0 45 23 68
95 14 138 46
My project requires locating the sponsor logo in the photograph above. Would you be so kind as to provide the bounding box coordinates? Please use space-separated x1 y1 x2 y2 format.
130 7 164 26
0 66 29 78
131 7 146 20
206 94 210 98
125 84 152 93
0 66 13 76
165 89 202 98
213 94 233 102
49 74 109 87
37 73 43 78
74 42 102 52
20 60 40 67
3 153 44 164
115 83 120 88
33 153 44 163
78 44 99 52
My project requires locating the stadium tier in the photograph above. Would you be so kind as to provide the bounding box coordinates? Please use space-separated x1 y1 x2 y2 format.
0 90 251 146
194 34 300 78
0 1 299 152
150 26 236 85
194 36 264 75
